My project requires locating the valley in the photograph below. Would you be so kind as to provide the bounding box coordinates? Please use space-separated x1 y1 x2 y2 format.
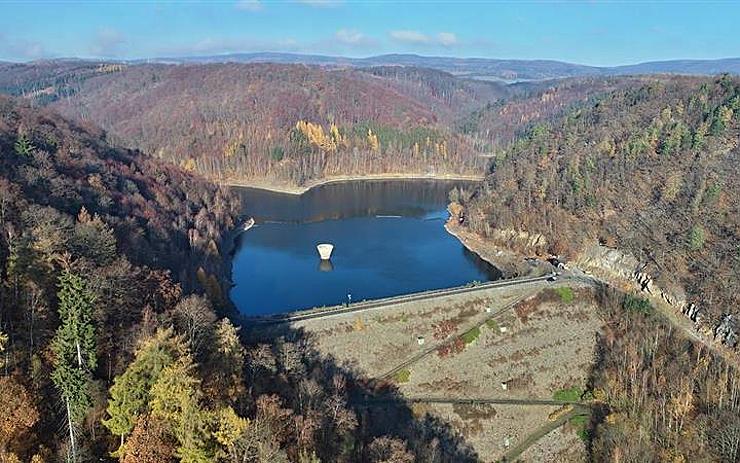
0 37 739 463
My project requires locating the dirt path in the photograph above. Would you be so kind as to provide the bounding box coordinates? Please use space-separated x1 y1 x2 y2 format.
375 293 533 380
355 396 589 407
500 405 589 462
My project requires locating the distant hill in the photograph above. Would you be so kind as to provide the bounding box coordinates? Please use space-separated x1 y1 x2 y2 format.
15 62 513 184
140 52 740 81
608 57 740 76
0 59 646 185
139 52 599 81
4 53 739 82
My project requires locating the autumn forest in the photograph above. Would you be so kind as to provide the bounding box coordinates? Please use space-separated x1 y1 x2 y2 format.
0 55 738 463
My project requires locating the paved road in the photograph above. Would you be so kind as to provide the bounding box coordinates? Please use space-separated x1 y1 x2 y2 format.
246 273 570 325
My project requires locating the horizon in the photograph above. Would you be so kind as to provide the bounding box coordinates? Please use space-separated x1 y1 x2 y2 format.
4 50 740 68
1 1 739 66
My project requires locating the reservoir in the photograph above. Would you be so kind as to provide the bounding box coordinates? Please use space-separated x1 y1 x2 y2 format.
230 180 501 315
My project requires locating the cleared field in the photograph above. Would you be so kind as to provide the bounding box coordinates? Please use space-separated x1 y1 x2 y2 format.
292 283 602 462
518 426 586 462
292 283 546 376
411 402 562 463
398 288 601 399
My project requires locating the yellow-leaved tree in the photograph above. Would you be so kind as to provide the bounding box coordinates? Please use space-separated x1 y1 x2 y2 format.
296 120 337 151
367 128 379 152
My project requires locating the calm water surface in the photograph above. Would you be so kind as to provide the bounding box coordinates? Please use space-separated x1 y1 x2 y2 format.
230 180 500 315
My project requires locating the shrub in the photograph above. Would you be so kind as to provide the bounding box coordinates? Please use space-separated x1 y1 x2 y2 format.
554 287 575 304
688 225 706 251
432 320 457 340
553 386 583 402
270 146 285 161
569 414 590 442
393 369 411 383
622 295 653 315
461 326 481 345
437 338 465 358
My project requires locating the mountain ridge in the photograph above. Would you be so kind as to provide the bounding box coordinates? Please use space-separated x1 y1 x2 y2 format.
135 52 740 81
0 52 740 83
4 52 740 82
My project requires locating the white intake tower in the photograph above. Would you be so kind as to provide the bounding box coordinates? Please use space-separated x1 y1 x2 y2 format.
316 243 334 260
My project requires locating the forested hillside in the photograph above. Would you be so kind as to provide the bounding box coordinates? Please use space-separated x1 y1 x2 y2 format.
44 63 495 185
0 61 625 187
460 75 739 330
589 287 740 461
455 74 740 462
357 66 514 120
0 98 477 462
459 77 635 152
0 95 238 460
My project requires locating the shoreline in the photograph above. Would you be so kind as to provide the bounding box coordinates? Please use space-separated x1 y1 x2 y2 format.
444 214 546 279
221 173 485 195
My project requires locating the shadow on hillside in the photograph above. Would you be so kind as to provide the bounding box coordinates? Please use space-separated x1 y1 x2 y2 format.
241 320 479 462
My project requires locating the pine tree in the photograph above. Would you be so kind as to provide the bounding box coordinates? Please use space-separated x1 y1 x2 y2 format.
72 208 117 266
367 129 379 152
13 134 34 157
103 329 183 452
51 271 97 462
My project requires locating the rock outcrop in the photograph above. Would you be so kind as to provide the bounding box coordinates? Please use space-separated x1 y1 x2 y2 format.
715 315 739 348
577 244 736 350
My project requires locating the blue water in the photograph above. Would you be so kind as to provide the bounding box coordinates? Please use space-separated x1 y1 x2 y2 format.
230 180 500 315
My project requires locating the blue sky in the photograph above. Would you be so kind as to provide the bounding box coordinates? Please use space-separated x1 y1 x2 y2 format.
0 1 738 65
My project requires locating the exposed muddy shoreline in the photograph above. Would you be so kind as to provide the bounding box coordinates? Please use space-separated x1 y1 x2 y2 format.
223 173 485 195
444 213 549 280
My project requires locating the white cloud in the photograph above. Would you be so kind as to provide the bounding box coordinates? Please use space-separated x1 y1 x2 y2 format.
89 28 127 57
389 30 460 47
389 30 431 45
437 32 458 47
0 33 48 61
235 0 263 11
335 29 365 45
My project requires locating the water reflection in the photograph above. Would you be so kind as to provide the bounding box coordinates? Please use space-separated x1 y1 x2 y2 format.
462 246 502 281
233 179 467 223
318 260 334 272
230 179 500 315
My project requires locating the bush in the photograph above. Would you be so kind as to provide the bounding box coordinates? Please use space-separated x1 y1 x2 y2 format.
569 414 590 442
554 287 575 304
622 295 653 315
393 369 411 383
553 386 583 402
460 326 481 345
270 146 285 161
688 225 706 251
437 338 465 358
